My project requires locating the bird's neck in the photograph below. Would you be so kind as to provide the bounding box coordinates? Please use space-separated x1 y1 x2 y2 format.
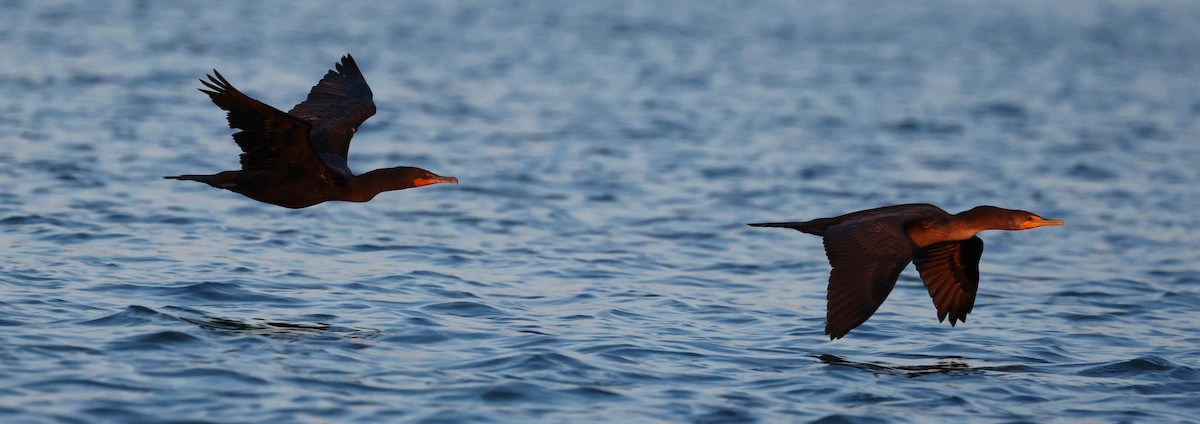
339 168 417 202
907 212 996 248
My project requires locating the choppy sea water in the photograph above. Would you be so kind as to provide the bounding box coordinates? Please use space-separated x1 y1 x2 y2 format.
2 1 1199 422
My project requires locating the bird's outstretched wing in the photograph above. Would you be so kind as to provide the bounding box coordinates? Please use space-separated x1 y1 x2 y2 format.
199 71 329 179
913 236 983 326
821 218 917 340
287 54 377 159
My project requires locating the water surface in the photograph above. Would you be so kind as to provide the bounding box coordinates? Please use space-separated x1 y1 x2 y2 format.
2 1 1199 422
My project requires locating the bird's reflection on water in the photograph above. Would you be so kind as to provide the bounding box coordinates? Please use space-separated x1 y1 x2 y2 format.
816 354 976 377
180 316 379 340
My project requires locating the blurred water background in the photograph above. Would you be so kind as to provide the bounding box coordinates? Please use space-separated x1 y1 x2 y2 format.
2 0 1199 422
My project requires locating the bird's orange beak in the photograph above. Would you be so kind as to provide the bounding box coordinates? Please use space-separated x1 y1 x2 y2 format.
1022 216 1064 229
414 175 459 187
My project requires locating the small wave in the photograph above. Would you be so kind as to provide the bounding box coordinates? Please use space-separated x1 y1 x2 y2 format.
140 367 268 386
421 301 505 318
693 408 759 424
971 101 1026 119
80 305 177 326
1077 355 1184 378
1065 163 1119 181
440 381 623 405
21 378 153 393
453 351 594 374
0 215 68 226
380 329 451 345
171 281 301 303
107 330 204 351
884 118 964 135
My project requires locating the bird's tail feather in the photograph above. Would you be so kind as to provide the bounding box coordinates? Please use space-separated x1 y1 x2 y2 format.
747 220 832 236
164 174 213 183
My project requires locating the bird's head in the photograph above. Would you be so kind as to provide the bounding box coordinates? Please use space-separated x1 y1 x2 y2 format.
405 167 459 187
364 166 458 192
962 206 1064 231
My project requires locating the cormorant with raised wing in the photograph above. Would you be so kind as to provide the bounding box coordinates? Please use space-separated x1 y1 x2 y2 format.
166 54 457 208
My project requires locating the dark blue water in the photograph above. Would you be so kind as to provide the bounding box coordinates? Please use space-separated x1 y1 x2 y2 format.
3 1 1199 422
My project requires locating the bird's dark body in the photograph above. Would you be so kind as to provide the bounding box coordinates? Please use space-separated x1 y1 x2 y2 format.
750 204 1060 340
166 55 455 208
756 203 949 236
168 169 339 209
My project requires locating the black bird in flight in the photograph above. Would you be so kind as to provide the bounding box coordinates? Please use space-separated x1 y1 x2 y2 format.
166 54 457 208
750 204 1063 339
